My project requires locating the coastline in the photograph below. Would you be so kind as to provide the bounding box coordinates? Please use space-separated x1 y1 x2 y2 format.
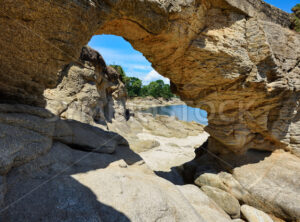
127 96 185 111
108 112 208 181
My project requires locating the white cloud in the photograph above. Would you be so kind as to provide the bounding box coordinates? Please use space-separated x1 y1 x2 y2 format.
93 47 169 85
131 65 151 70
143 70 170 85
94 47 153 77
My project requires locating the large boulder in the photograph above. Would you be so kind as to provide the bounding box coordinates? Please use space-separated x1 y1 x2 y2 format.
53 119 128 154
201 185 241 218
0 104 128 174
177 184 232 222
195 172 250 203
188 149 300 221
233 151 300 221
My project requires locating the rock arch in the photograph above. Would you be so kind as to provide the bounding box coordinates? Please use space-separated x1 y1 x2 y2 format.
1 0 299 155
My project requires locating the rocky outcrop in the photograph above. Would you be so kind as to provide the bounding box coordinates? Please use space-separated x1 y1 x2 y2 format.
178 184 232 222
0 42 214 221
109 112 206 151
0 104 213 222
233 151 300 221
44 46 128 127
1 1 300 221
0 103 127 175
195 172 250 203
190 149 300 221
1 142 208 222
108 112 208 185
1 0 299 155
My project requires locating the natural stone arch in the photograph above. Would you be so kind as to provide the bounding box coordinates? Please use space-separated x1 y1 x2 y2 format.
1 0 299 155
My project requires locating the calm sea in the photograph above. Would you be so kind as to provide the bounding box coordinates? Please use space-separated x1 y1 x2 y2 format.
140 105 208 125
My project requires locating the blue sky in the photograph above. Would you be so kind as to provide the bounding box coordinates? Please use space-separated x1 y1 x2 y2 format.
264 0 298 13
88 1 296 85
88 35 169 85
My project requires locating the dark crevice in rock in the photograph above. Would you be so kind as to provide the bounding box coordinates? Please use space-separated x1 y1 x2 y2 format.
60 143 114 154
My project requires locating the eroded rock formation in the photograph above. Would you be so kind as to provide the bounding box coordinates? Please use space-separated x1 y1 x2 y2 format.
44 46 128 127
192 150 300 221
0 103 127 175
0 45 129 177
1 1 300 221
1 0 299 155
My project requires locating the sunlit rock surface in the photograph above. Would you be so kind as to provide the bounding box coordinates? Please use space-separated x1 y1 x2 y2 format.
44 46 128 127
1 1 300 221
1 0 299 154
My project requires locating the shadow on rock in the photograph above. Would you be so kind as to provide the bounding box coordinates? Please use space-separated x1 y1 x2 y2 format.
0 142 142 222
154 167 185 185
0 103 135 175
0 103 144 221
181 139 272 184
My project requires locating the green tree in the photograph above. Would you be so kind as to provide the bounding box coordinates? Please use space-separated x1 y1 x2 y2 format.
291 4 300 33
161 84 173 99
111 65 142 97
156 80 165 88
147 81 161 98
110 64 174 98
126 77 142 97
147 80 174 99
146 80 164 98
140 85 149 97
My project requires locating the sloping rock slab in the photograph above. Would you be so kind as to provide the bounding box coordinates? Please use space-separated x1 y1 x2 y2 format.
233 151 300 221
1 142 208 222
0 106 55 175
178 184 232 222
0 104 129 175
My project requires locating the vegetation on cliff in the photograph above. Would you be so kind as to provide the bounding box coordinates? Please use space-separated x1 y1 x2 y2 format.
110 65 174 99
291 4 300 32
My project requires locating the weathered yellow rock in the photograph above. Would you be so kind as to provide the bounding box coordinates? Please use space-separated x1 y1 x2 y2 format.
1 0 299 154
44 46 128 126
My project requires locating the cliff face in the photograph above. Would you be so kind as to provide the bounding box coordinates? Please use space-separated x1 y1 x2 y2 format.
1 0 299 155
44 46 128 128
